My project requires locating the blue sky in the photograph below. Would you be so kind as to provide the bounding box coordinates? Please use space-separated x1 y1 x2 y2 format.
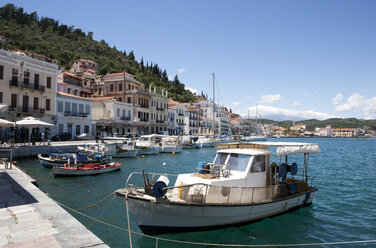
4 0 376 120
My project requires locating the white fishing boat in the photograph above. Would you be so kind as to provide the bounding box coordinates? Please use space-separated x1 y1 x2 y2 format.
159 136 182 153
112 140 138 158
196 136 216 147
181 135 202 149
135 135 160 155
54 162 122 177
116 141 320 235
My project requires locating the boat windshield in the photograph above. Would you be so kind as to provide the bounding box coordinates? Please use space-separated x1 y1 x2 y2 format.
213 153 251 172
227 153 250 171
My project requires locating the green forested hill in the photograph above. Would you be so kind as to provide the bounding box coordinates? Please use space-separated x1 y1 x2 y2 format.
0 4 196 102
258 118 376 131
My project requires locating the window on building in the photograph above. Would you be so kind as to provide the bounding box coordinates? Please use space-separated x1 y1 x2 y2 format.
12 68 18 84
46 99 51 111
0 92 2 103
110 84 114 92
76 125 81 135
85 105 90 114
72 103 77 113
79 104 84 114
119 83 122 91
127 97 131 103
58 124 64 134
47 77 51 88
23 71 30 84
57 101 63 112
128 110 131 117
33 97 39 110
34 74 40 86
11 94 17 107
118 97 122 102
84 125 89 133
117 108 120 117
0 65 3 79
65 102 71 113
122 109 125 118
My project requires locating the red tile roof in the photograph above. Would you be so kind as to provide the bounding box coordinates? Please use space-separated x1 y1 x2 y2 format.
57 91 93 100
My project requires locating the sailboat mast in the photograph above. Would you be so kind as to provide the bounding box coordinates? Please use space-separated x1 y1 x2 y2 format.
212 73 215 136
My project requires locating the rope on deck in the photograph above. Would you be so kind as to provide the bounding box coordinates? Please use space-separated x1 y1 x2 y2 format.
55 199 376 247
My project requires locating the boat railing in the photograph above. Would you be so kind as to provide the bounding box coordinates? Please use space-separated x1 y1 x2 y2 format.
125 171 315 205
168 180 314 205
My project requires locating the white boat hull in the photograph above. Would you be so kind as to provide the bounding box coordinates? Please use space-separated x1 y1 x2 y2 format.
160 146 182 153
137 147 159 155
123 190 316 235
113 149 138 158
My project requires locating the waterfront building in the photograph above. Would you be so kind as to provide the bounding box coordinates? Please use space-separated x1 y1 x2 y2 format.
184 105 201 135
57 71 92 98
199 116 215 135
55 91 92 139
317 125 334 137
149 86 168 134
168 99 185 135
91 97 133 137
93 72 150 135
0 49 58 125
230 117 252 134
333 128 360 137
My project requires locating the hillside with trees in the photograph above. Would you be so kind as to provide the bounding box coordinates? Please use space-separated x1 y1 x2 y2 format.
0 4 196 102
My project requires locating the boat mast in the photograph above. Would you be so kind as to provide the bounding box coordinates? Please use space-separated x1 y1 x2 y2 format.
212 73 215 136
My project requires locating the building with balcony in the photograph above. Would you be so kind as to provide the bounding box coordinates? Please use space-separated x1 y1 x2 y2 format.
184 105 201 135
149 86 168 134
57 71 92 98
168 99 185 135
199 116 216 135
0 49 58 125
55 91 93 139
72 59 98 75
333 128 360 137
91 97 134 137
93 72 150 135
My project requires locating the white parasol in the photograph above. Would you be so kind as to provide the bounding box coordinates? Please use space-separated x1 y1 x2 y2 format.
15 116 55 128
0 118 15 127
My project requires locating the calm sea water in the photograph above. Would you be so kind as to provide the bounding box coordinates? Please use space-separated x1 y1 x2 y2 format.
17 138 376 248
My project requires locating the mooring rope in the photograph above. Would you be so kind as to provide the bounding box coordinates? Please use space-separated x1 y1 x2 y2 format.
54 199 376 247
78 192 115 211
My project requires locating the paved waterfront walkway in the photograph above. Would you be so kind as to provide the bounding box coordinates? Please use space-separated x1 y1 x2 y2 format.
0 164 109 248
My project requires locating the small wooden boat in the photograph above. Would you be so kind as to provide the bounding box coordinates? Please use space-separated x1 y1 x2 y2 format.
38 153 110 168
53 162 122 177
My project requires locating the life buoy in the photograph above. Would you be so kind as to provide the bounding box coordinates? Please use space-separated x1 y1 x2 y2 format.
77 164 84 170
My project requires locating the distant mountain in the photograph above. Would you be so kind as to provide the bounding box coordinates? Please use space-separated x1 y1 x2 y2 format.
0 3 196 102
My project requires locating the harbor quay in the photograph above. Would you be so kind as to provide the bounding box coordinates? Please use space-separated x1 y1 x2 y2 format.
0 162 109 248
0 140 98 159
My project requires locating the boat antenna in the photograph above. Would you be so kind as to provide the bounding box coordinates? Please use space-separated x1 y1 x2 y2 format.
212 73 215 136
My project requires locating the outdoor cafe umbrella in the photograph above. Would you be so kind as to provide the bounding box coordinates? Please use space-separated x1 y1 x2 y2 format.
15 117 55 144
15 116 55 128
0 118 15 128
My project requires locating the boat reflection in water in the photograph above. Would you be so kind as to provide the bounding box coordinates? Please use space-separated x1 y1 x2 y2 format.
116 141 320 235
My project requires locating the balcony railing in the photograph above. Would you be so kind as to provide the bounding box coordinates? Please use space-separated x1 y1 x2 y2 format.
64 111 88 117
156 120 165 124
139 104 149 108
9 80 45 92
9 106 45 114
121 116 131 121
178 122 185 126
156 107 166 111
178 113 184 116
